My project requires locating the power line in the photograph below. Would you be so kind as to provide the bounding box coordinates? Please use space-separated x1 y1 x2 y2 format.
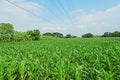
58 0 75 25
37 0 46 7
6 0 38 17
58 0 70 19
66 0 73 12
37 0 62 21
60 0 78 27
65 0 78 25
5 0 57 26
37 0 70 26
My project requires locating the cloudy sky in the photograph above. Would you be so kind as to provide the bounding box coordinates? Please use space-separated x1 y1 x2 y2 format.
0 0 120 36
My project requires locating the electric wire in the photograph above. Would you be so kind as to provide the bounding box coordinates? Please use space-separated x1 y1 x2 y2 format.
66 0 73 12
37 0 60 20
57 0 74 24
5 0 58 26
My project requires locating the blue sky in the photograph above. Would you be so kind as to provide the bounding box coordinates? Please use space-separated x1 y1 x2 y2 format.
0 0 120 36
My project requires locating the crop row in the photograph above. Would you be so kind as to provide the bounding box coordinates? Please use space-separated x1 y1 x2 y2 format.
0 38 120 80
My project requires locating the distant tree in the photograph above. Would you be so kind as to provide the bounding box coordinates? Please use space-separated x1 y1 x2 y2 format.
102 32 112 37
42 32 53 36
27 29 40 40
102 31 120 37
82 33 94 38
0 33 13 42
13 32 29 41
111 31 120 37
53 32 63 38
65 34 72 38
0 23 14 34
0 23 14 41
33 29 41 40
71 36 77 38
65 34 77 38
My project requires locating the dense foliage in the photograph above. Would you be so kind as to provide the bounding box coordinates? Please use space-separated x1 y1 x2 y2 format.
0 23 41 42
43 32 53 37
26 29 41 40
102 31 120 37
42 32 63 38
0 38 120 80
82 33 94 38
0 23 120 42
0 23 14 34
65 34 77 38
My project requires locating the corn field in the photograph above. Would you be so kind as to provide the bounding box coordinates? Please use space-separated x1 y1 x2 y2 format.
0 38 120 80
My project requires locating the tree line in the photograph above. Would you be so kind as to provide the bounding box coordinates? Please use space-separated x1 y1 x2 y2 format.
0 23 120 42
82 31 120 38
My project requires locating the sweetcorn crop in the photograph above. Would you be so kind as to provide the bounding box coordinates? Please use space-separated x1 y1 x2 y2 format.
0 38 120 80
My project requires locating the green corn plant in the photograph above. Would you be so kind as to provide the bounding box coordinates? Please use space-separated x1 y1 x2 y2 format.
0 38 119 79
18 60 25 80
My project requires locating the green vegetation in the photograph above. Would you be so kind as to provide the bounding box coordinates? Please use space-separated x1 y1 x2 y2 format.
0 23 41 42
0 23 14 34
82 33 94 38
0 38 120 80
0 22 120 79
0 23 120 42
102 31 120 37
65 34 77 38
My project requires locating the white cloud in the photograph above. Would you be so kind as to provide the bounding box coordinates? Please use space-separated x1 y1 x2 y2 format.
0 0 43 30
0 0 66 34
71 9 84 15
1 0 120 36
39 22 67 32
0 0 44 18
74 4 120 34
76 25 87 29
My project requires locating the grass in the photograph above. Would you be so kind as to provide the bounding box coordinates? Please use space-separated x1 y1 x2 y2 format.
0 38 120 80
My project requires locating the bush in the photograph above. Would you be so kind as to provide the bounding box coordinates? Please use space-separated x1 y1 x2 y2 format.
82 33 94 38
